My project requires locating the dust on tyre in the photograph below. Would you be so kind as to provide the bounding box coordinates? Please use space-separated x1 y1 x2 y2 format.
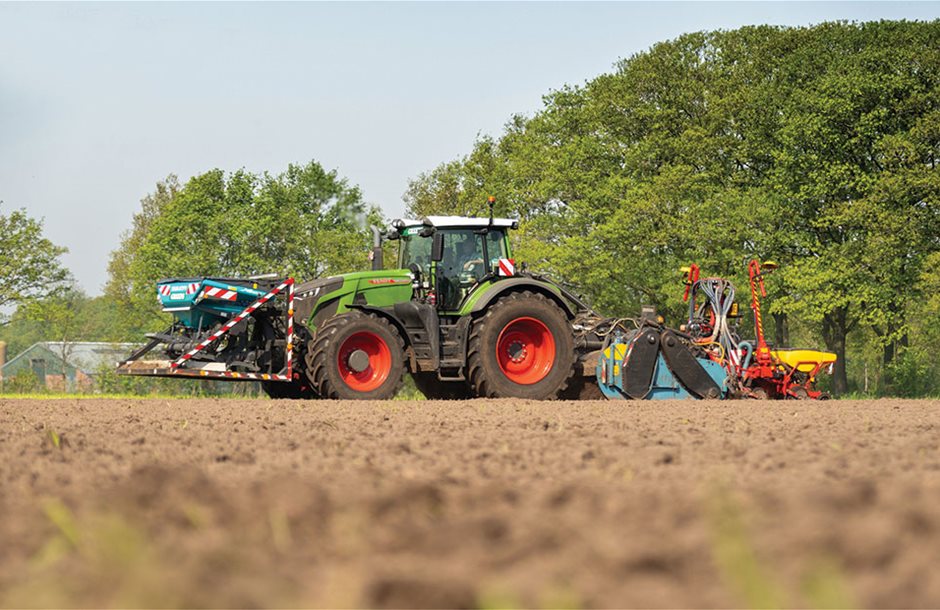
468 290 575 399
306 311 405 400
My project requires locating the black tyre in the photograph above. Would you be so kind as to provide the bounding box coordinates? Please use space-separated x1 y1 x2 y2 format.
262 379 318 400
467 290 575 399
786 386 810 400
306 311 405 400
412 372 473 400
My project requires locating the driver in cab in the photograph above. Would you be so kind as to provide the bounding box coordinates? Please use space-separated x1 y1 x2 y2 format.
443 235 485 291
455 237 484 280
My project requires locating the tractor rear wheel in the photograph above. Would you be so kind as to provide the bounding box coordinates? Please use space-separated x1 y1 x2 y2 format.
412 372 473 400
467 291 575 399
306 311 405 400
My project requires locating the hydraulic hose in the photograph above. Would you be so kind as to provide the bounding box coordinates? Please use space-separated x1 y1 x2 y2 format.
738 341 754 371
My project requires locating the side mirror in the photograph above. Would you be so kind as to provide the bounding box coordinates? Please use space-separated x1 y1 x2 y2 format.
431 232 444 262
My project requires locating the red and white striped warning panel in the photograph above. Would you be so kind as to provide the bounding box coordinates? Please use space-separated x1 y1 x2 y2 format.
497 258 516 277
201 286 238 301
158 285 172 296
187 282 200 294
173 279 295 377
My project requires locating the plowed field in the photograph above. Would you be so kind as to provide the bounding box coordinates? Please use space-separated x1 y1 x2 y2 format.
2 398 939 608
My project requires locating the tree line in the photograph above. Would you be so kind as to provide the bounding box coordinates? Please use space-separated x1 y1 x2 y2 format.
2 20 939 396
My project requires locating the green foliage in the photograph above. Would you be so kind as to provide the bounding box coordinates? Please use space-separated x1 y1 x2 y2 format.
2 368 44 394
0 291 121 359
884 348 939 398
707 486 854 608
105 161 383 339
405 20 940 396
105 176 181 337
0 203 70 320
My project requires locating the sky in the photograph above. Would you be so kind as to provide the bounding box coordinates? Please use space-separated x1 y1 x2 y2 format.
1 2 939 295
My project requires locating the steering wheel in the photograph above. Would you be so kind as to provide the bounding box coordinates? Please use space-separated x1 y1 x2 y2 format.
463 258 484 272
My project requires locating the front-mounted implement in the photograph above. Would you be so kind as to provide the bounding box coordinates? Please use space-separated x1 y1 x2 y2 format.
118 276 310 396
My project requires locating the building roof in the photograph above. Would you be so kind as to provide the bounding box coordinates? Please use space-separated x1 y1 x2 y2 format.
2 342 141 376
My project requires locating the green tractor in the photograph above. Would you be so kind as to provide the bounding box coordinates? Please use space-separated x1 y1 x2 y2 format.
118 204 594 400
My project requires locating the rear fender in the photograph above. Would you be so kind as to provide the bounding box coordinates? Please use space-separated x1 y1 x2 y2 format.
467 278 576 319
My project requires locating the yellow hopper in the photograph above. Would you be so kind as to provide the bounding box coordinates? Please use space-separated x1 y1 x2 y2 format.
770 349 837 374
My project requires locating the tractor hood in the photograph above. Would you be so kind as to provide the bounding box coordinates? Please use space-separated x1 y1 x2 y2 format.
294 269 415 328
295 269 412 299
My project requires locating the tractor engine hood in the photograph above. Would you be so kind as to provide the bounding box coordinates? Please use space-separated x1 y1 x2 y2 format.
295 276 344 299
293 276 344 323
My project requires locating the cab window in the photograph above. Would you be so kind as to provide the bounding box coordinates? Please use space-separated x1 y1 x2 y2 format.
486 229 508 265
399 231 432 279
441 230 485 281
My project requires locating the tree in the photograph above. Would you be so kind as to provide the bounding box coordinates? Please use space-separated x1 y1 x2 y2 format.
106 175 181 337
761 21 940 394
0 203 70 322
0 290 119 364
107 161 384 336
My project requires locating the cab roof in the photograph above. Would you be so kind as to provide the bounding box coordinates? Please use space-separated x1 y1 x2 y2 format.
393 215 517 229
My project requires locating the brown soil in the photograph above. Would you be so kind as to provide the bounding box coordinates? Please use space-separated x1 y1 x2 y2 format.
1 398 940 608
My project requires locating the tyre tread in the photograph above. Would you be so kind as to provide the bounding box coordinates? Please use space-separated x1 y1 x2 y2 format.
305 311 405 399
467 290 575 399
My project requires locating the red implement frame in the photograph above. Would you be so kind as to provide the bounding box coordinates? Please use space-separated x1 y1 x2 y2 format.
680 260 832 399
747 259 774 369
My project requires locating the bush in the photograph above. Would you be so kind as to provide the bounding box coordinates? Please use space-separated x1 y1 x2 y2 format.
2 370 45 394
884 348 940 398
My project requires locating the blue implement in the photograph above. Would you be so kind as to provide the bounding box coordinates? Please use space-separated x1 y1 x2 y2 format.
596 330 729 400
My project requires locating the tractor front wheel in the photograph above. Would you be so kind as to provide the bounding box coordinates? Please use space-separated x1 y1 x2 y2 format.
468 291 575 399
306 312 405 400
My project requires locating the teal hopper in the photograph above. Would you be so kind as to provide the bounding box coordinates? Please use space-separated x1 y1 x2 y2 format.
157 278 268 329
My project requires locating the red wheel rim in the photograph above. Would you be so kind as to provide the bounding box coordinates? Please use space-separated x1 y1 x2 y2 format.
337 331 391 392
496 316 556 385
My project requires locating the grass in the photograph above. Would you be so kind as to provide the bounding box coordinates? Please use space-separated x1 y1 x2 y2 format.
3 499 173 608
706 485 855 608
0 392 228 400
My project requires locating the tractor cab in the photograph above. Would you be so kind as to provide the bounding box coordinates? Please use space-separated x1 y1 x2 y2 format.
388 216 516 310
